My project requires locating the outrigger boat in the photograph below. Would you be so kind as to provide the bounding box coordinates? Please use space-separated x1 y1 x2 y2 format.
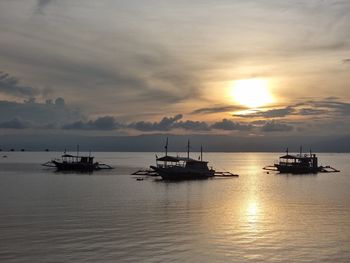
263 148 340 174
42 147 113 172
133 139 238 180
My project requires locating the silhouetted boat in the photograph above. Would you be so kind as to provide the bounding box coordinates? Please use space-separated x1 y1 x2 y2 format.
133 139 238 180
132 139 238 180
150 140 215 180
42 147 113 172
264 148 340 174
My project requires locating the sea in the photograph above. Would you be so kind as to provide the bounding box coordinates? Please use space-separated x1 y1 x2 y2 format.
0 152 349 262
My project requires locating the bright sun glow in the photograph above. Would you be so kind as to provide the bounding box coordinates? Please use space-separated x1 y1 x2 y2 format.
231 78 273 108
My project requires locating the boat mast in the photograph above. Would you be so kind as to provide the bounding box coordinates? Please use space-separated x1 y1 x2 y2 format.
200 145 203 161
187 140 190 159
165 137 168 167
77 144 79 162
165 137 168 156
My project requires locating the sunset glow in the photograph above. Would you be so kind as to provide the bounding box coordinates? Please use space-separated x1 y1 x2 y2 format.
231 79 273 108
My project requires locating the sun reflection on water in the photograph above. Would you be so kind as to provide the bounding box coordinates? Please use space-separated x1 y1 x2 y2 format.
247 201 259 217
244 199 261 231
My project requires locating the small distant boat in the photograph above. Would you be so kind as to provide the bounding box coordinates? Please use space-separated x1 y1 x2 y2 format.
263 147 340 174
42 147 113 172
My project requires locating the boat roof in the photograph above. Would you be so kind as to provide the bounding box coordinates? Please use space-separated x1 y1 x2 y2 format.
156 155 181 162
280 154 314 159
62 154 93 158
156 155 208 163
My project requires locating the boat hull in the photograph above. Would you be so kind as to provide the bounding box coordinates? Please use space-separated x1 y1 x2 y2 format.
151 166 215 180
52 161 97 171
274 164 319 174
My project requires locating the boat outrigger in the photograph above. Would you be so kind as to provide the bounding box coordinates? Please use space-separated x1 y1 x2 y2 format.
263 148 340 174
132 139 238 180
42 147 113 172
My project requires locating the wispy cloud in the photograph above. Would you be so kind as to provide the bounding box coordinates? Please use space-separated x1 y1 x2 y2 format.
191 105 246 115
234 107 295 118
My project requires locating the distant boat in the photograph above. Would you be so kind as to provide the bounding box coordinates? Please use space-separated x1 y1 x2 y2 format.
264 148 340 174
149 139 215 180
42 146 113 172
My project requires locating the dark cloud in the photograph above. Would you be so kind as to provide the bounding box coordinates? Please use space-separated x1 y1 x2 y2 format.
0 98 83 127
297 108 328 116
211 119 253 131
174 120 210 131
36 0 54 14
305 99 350 116
234 107 295 118
191 105 246 115
128 114 183 131
0 118 28 129
261 121 293 132
0 71 39 98
62 116 121 130
343 59 350 64
234 98 350 119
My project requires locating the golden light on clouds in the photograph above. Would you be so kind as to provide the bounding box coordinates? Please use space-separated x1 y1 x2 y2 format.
231 78 273 108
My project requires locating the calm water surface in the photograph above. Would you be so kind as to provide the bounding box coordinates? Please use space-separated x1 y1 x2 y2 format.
0 152 349 262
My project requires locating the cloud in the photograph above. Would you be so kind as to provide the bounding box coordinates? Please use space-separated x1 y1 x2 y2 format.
191 105 246 115
128 114 183 131
297 108 328 116
62 116 121 130
0 71 39 98
174 120 210 131
0 98 83 127
343 59 350 64
261 121 293 132
0 118 28 129
317 101 350 115
234 107 295 118
36 0 54 14
234 98 350 119
211 119 252 131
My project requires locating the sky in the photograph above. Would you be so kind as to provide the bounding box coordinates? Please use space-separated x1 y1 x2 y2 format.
0 0 350 151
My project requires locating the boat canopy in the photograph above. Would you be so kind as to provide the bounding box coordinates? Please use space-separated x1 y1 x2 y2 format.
156 156 181 162
62 154 75 158
156 155 205 163
62 154 94 159
280 154 299 159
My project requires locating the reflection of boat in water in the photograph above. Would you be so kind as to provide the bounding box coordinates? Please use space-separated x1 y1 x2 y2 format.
133 139 238 180
150 140 215 180
42 147 113 172
263 148 340 174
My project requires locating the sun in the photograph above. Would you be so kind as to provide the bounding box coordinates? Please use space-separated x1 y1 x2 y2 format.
231 78 273 108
